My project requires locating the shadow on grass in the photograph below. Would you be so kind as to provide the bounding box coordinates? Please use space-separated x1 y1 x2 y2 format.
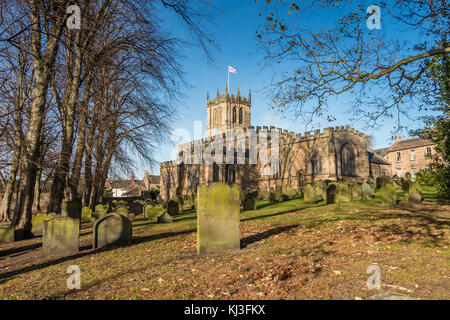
0 228 195 284
242 203 326 223
241 225 299 248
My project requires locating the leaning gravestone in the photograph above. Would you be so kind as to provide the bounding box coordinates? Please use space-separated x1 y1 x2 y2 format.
93 213 132 249
157 212 173 223
380 184 397 206
303 184 316 204
243 196 257 211
42 217 79 258
114 205 129 217
362 183 372 200
0 224 14 243
197 183 240 254
326 184 338 204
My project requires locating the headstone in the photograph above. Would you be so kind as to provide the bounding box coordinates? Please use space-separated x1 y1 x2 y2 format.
326 184 338 204
93 204 107 220
157 212 173 223
408 185 422 204
129 201 143 215
32 213 56 235
81 207 92 223
338 183 352 203
93 213 132 249
268 190 278 203
362 183 372 200
380 184 397 206
170 195 183 211
167 200 179 215
303 184 316 204
312 181 326 201
243 196 257 211
114 205 128 217
260 190 269 201
351 184 363 201
197 183 240 254
61 200 81 221
0 224 14 243
143 204 163 221
42 217 79 258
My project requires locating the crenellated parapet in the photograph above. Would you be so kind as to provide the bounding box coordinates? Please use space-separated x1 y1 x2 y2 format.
207 86 251 107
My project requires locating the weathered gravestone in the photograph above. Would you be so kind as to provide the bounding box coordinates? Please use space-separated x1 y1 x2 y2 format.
157 212 173 223
61 200 81 222
326 184 338 204
81 207 92 223
32 213 56 235
313 181 327 201
243 196 257 211
408 184 422 204
0 224 14 243
380 184 397 206
303 184 316 204
143 204 164 221
197 183 240 254
268 189 278 203
129 201 143 215
42 217 79 258
351 184 363 201
167 200 180 215
93 213 132 249
337 183 352 203
114 205 129 217
93 204 107 220
362 183 372 200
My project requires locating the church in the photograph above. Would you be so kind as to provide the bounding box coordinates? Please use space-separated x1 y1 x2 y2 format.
159 86 391 200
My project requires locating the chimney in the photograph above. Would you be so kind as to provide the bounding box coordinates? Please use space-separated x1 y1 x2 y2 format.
395 136 403 142
130 173 135 183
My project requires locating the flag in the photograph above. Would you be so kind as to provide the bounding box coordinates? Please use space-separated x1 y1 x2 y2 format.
228 66 237 73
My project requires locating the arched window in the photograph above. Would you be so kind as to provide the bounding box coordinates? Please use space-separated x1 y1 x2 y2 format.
232 106 236 123
212 162 219 182
239 108 243 124
225 165 235 184
341 143 356 176
310 152 322 175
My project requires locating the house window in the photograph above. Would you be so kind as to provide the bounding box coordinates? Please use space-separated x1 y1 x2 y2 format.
426 147 432 156
410 149 415 161
396 152 401 162
396 168 402 177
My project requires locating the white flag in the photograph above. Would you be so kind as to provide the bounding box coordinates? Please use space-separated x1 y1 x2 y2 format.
228 66 237 73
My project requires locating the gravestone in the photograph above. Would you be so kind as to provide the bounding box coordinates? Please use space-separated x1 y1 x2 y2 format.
303 184 316 204
282 185 295 199
362 183 372 200
42 217 79 258
81 207 92 223
93 204 107 220
268 190 278 203
93 213 132 249
351 184 363 201
197 183 240 254
129 201 143 215
326 184 338 204
338 183 352 203
167 200 180 215
32 213 56 235
114 205 129 217
143 204 164 221
408 185 422 204
313 181 326 201
260 190 269 201
61 200 81 222
243 196 257 211
0 225 14 243
157 212 173 223
380 184 397 206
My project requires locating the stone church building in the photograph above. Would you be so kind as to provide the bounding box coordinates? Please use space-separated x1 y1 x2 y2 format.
160 87 391 200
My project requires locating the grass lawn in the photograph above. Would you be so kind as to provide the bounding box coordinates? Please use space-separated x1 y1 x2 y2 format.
0 195 448 300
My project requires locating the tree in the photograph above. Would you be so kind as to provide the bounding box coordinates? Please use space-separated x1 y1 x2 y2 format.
255 0 449 128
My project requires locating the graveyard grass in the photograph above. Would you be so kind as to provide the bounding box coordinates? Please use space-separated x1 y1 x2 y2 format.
0 191 449 300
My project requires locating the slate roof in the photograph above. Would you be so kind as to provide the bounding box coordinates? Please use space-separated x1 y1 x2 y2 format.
387 138 435 152
368 151 391 165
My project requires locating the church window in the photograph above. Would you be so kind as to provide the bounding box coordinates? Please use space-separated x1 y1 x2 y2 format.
341 143 356 176
310 153 322 175
239 108 243 124
232 107 236 123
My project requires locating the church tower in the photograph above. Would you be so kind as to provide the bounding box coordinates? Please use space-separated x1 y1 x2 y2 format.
206 85 251 137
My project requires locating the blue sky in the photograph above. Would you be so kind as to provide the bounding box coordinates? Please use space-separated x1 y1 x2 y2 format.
135 0 429 178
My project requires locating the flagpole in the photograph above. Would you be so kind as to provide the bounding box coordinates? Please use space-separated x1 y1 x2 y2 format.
228 67 230 93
